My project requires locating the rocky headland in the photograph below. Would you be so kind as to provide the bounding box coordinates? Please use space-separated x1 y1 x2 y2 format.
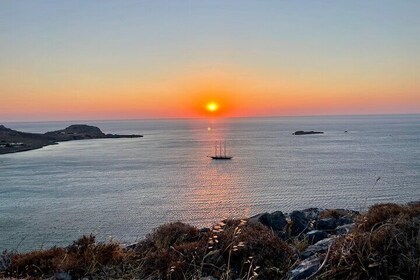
1 202 418 280
0 124 143 154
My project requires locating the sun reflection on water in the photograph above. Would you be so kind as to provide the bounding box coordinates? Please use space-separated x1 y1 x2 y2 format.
181 119 252 226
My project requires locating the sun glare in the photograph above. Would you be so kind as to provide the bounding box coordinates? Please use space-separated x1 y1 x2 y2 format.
206 102 219 113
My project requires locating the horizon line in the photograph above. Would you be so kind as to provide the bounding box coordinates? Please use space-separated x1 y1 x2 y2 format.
2 112 420 124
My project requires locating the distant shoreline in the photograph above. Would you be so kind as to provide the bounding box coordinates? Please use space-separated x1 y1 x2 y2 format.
0 124 143 155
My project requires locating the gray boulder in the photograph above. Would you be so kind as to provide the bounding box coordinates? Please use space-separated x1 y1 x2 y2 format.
125 243 137 250
290 211 308 236
289 255 320 280
336 223 355 235
0 250 14 271
407 200 420 206
302 208 320 221
301 237 336 259
249 211 287 231
306 230 328 245
266 211 288 231
248 213 267 225
54 272 72 280
315 218 337 231
337 216 354 226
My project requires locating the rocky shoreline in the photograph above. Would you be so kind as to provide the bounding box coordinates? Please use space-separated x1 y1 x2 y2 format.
1 201 418 279
0 124 143 155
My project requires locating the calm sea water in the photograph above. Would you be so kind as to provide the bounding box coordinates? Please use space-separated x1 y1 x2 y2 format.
1 115 419 251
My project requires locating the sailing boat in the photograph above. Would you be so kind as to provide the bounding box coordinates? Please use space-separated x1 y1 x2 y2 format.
208 141 233 160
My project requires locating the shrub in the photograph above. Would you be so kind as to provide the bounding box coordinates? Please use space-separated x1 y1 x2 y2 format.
5 235 127 279
133 220 294 279
6 247 66 278
322 203 420 279
193 219 293 279
149 222 201 250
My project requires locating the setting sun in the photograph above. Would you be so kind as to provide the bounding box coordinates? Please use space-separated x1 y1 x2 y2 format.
206 102 219 113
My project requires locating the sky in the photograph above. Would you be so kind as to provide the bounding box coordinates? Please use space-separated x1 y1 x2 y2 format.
0 0 419 121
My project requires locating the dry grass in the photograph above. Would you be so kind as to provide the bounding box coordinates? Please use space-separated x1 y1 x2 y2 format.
320 203 420 280
2 235 130 279
291 237 309 253
319 209 343 220
2 221 294 279
2 203 418 279
210 219 294 279
319 209 358 220
135 220 294 279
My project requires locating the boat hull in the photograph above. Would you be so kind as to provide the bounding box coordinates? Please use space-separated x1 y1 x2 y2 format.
208 156 233 160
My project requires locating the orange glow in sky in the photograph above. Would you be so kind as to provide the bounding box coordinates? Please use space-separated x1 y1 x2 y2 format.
0 1 419 121
0 64 419 121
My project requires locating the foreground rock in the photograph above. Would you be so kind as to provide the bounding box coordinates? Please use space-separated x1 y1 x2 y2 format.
248 207 358 242
306 230 328 245
248 207 359 277
289 255 320 280
248 211 288 231
301 237 337 259
315 218 337 231
0 124 143 154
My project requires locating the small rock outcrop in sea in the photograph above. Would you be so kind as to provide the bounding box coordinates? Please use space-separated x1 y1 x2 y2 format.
293 130 324 135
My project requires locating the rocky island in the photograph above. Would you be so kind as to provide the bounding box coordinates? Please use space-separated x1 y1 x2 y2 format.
0 124 143 154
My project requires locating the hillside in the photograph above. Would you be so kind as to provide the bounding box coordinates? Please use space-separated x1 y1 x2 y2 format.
0 125 142 154
1 202 418 279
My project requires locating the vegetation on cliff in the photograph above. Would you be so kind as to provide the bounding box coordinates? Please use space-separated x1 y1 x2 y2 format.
1 202 418 279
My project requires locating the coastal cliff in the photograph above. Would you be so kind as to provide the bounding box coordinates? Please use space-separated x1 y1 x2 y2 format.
1 202 418 280
0 124 143 154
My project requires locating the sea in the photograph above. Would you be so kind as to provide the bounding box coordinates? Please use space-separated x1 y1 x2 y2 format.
1 115 419 252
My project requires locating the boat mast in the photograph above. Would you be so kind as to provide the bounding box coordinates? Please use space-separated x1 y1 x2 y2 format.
224 141 226 157
215 142 217 157
219 141 222 157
